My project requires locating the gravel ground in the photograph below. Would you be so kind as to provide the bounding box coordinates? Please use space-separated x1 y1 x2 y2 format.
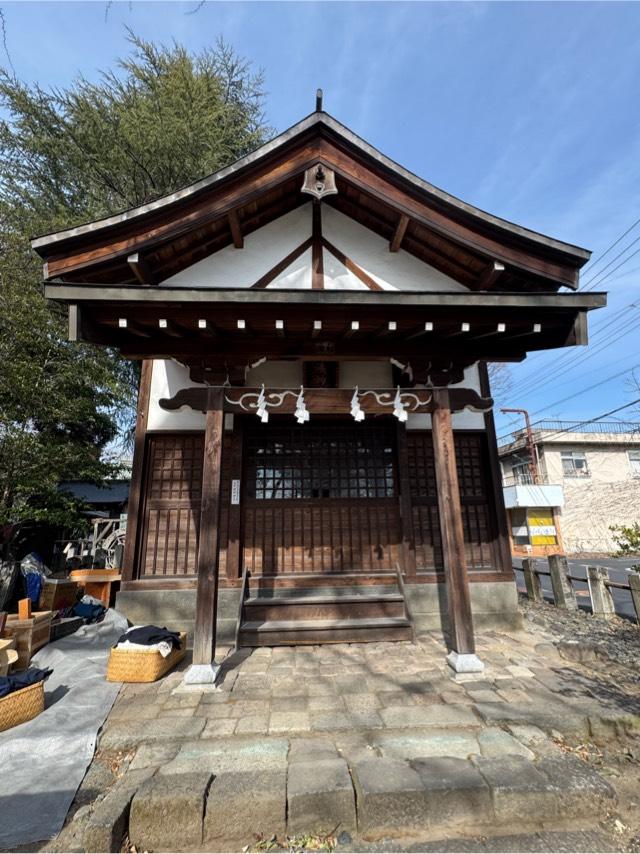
520 594 640 677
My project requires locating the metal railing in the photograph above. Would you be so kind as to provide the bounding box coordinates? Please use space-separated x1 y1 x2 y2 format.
501 473 555 487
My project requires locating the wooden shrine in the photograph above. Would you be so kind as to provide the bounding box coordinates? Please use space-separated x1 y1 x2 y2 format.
32 106 604 679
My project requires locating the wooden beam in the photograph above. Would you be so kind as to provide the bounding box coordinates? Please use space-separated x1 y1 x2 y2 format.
160 385 493 416
68 304 80 341
45 284 606 310
193 387 225 667
322 237 384 291
390 214 409 252
157 319 183 338
251 237 312 289
312 202 324 290
127 252 157 286
121 360 153 584
228 210 244 249
431 387 476 655
477 260 505 290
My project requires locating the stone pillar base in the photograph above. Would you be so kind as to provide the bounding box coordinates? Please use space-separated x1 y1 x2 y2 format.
183 663 221 686
446 651 485 674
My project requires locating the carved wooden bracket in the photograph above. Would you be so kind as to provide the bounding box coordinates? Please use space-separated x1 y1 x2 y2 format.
159 386 493 416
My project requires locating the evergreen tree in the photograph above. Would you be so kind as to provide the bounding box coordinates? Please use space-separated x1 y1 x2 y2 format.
0 33 269 529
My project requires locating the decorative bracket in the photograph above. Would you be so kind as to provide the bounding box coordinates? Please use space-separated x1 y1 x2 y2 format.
159 386 493 417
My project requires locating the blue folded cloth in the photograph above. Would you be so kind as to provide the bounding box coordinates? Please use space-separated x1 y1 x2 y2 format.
0 667 53 699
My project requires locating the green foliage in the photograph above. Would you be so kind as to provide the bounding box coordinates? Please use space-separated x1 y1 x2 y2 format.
609 523 640 563
0 32 269 529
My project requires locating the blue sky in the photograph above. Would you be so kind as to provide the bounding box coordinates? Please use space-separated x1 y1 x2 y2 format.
3 0 640 438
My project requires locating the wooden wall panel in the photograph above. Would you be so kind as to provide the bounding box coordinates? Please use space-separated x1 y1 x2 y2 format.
407 431 498 573
137 432 233 579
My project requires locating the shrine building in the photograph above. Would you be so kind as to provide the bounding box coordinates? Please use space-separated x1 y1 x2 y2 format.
32 103 604 682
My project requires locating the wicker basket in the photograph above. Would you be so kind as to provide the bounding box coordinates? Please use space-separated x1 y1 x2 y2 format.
0 680 45 732
106 632 187 683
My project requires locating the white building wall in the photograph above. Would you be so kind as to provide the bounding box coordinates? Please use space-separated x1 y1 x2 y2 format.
541 442 640 554
147 359 487 433
161 203 467 293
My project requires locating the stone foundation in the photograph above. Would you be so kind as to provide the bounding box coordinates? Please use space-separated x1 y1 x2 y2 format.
115 579 521 648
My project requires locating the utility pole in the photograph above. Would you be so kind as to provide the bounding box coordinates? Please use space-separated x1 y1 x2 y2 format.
500 408 540 484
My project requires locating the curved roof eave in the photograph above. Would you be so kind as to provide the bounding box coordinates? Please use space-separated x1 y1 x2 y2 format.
31 110 590 265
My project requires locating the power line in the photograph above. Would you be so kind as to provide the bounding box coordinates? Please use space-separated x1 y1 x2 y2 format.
496 362 640 440
579 214 640 279
581 242 640 291
509 312 640 399
499 396 640 447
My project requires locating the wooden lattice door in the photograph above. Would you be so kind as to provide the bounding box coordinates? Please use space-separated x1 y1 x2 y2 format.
242 419 402 575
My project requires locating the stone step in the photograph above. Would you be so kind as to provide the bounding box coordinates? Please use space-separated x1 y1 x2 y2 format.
112 744 617 853
238 616 413 646
244 593 406 621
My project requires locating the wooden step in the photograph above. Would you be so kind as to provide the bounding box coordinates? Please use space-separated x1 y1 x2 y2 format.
237 616 413 646
244 593 406 621
251 572 399 590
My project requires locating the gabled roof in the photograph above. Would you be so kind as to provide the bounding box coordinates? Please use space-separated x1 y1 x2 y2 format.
32 110 590 292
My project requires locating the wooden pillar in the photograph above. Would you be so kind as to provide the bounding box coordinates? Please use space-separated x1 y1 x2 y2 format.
478 362 513 576
189 387 225 680
396 422 417 579
121 359 152 585
431 387 478 663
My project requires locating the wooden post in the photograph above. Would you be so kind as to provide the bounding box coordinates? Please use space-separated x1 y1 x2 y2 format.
522 558 543 603
478 363 513 576
121 360 153 585
396 422 417 580
431 388 482 671
187 387 225 683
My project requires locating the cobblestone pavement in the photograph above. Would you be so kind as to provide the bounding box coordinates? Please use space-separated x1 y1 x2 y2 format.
48 615 640 853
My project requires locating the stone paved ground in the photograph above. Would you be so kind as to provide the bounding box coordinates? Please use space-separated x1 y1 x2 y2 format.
46 603 640 853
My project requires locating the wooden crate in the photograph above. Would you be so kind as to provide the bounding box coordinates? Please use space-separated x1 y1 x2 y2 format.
0 638 17 677
4 612 53 669
39 579 79 612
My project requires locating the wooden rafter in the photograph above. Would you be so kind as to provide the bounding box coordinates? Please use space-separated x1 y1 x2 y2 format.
312 202 324 290
322 238 384 291
127 252 156 286
250 237 312 289
228 210 244 249
477 260 506 290
390 214 409 252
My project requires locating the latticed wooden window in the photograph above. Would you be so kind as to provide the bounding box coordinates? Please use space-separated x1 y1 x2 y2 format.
245 422 397 500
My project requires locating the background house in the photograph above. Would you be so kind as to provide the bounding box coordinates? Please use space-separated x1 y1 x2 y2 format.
499 420 640 555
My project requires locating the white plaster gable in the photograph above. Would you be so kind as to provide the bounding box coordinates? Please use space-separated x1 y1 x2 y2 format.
161 202 468 292
322 206 468 293
162 205 312 288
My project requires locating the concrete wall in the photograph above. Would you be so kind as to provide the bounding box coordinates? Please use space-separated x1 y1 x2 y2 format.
115 588 240 649
406 580 522 634
115 579 520 649
541 442 640 554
